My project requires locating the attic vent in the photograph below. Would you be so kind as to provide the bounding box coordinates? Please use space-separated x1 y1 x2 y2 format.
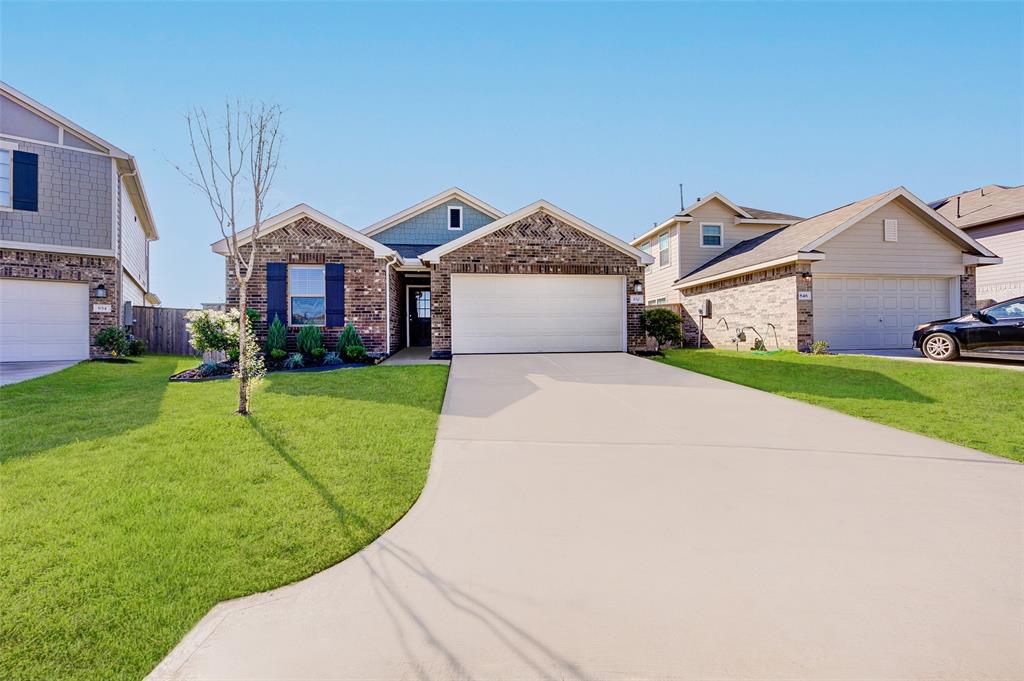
884 219 898 242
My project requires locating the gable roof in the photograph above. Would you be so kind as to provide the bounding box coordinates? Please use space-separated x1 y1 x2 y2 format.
419 200 654 265
362 187 505 237
930 184 1024 229
210 203 397 258
1 81 159 240
675 187 998 288
630 191 801 246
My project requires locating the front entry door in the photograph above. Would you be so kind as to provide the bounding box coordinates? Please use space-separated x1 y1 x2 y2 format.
408 288 431 347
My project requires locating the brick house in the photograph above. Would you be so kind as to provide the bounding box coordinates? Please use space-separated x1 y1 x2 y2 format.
632 187 1000 351
212 188 653 358
0 82 160 361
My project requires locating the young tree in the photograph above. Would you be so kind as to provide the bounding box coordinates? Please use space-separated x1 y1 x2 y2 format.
180 101 282 414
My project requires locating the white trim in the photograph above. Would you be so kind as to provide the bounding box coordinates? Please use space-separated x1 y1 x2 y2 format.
0 132 111 157
287 263 326 327
963 254 1004 266
211 203 398 259
657 229 672 268
675 253 826 290
420 200 654 265
950 277 961 317
447 205 463 231
0 147 11 211
405 284 430 348
802 187 998 258
699 222 724 248
0 140 18 150
734 218 800 226
0 239 115 257
630 216 692 246
362 187 504 237
682 192 754 219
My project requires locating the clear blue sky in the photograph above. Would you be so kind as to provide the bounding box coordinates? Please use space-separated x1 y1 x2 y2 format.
2 1 1022 308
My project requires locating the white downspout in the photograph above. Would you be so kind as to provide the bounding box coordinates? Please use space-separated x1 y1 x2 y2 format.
384 255 399 356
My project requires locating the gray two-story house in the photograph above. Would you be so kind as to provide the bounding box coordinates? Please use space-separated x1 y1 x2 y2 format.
0 82 159 361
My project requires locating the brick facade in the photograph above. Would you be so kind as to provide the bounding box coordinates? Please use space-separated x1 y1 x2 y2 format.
429 210 646 356
960 265 977 314
226 217 389 354
0 248 119 357
679 263 813 351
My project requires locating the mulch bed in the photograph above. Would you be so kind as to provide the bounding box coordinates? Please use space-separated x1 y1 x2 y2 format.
169 360 369 383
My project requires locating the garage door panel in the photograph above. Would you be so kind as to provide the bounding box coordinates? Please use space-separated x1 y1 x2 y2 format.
813 276 955 350
451 275 624 354
0 280 89 361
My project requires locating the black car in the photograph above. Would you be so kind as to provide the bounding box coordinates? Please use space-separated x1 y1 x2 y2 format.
912 296 1024 361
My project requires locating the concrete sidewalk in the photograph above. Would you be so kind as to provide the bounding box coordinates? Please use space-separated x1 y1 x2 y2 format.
150 353 1022 681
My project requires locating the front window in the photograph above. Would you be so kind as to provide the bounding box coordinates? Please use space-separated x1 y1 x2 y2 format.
985 300 1024 320
658 231 670 267
448 205 463 231
701 223 723 248
289 265 325 325
0 150 10 208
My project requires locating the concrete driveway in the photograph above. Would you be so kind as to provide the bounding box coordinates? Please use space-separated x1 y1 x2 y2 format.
151 353 1022 681
0 360 80 386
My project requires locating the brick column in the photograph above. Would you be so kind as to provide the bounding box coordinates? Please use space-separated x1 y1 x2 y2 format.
795 263 814 351
960 265 977 314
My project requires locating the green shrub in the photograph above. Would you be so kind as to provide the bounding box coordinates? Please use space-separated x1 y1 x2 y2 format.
283 352 305 369
311 347 326 360
94 326 130 357
343 345 368 363
127 337 147 356
269 348 288 361
197 362 221 377
810 340 830 355
227 346 240 362
266 315 287 353
322 351 343 366
184 309 241 353
296 325 323 356
641 307 683 352
336 323 364 353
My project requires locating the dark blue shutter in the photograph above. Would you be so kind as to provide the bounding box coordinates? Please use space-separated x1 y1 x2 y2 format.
266 262 287 326
325 263 345 327
12 151 38 212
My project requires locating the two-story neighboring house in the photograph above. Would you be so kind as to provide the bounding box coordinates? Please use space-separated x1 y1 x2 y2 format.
0 82 159 361
632 189 999 351
930 184 1023 304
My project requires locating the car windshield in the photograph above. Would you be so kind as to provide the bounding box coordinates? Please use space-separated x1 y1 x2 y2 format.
985 300 1024 320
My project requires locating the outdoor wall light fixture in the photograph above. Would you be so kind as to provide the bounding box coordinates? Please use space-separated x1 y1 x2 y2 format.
94 283 108 298
800 272 813 282
633 280 643 293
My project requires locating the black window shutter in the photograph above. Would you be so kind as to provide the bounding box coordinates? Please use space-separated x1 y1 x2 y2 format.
12 151 39 212
266 262 287 326
325 263 345 327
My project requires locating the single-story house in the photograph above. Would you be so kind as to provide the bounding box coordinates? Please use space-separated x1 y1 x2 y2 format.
930 184 1023 304
632 187 1000 351
211 188 653 358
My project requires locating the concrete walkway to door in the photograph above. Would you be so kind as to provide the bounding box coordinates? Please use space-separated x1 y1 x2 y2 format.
150 353 1022 681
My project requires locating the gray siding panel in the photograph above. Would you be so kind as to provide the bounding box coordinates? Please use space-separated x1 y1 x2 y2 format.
374 199 494 246
0 137 112 250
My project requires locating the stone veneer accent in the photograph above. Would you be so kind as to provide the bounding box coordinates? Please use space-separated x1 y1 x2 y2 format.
429 211 646 356
225 217 389 354
0 248 119 357
960 265 977 314
678 262 814 351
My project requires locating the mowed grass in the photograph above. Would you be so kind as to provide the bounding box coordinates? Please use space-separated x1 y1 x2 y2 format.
0 356 449 680
657 349 1024 462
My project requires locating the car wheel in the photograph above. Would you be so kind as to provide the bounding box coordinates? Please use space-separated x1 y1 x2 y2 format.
921 332 960 361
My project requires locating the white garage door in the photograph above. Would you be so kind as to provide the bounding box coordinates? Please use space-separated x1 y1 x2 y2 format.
813 276 957 350
451 274 625 354
0 279 90 361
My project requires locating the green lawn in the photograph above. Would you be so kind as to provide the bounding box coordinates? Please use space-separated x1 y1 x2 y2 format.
657 349 1024 462
0 356 449 680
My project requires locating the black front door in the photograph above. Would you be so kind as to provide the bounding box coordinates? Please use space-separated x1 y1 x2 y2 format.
408 288 431 347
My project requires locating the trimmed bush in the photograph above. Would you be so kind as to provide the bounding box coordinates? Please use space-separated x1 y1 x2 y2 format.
641 307 683 353
336 323 364 354
343 345 368 364
127 337 147 356
310 347 326 360
296 325 323 356
266 315 287 353
94 326 130 357
184 309 241 354
269 348 288 361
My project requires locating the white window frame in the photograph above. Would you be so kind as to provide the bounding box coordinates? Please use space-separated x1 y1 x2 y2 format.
656 297 667 305
287 264 326 327
0 142 16 211
447 205 463 231
700 222 724 248
658 231 671 268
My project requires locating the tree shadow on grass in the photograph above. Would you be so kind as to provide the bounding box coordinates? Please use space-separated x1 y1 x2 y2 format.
0 357 177 462
262 364 448 412
663 352 935 403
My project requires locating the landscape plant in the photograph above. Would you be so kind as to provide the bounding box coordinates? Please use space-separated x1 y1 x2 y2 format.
321 351 343 366
184 308 239 354
266 314 287 354
641 307 683 353
127 337 147 356
296 324 323 356
179 100 282 415
343 345 368 364
94 326 130 357
269 348 288 361
810 340 830 355
337 323 368 361
283 352 304 369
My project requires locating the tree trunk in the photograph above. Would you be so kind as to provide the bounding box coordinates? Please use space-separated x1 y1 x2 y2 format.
237 284 249 415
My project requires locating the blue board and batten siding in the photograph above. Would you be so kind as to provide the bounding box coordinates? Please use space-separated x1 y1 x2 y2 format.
373 199 495 246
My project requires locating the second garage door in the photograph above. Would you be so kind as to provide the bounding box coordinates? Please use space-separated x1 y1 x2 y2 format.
450 274 625 354
0 279 90 361
813 276 957 350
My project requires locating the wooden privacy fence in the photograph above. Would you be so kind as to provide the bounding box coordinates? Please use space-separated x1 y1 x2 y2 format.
131 306 199 356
